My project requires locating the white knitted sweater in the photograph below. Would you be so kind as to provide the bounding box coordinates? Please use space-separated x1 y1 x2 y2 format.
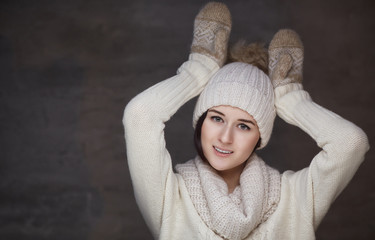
123 53 369 239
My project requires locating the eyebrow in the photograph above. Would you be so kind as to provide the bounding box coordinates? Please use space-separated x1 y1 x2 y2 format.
208 109 256 126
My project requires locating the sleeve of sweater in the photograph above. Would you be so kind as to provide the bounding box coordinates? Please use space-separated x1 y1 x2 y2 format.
274 83 370 229
123 53 219 237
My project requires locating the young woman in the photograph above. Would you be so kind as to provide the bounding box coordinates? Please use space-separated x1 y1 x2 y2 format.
123 2 369 239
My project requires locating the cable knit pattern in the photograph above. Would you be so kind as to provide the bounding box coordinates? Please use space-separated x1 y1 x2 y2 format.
269 29 304 88
191 2 232 67
176 154 281 240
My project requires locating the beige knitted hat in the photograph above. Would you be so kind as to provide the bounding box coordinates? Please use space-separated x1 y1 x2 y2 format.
193 62 276 149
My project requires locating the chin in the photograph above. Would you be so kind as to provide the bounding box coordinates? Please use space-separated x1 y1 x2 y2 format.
211 165 225 171
207 160 230 172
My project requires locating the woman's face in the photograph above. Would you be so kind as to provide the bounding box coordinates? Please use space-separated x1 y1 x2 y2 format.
201 105 260 173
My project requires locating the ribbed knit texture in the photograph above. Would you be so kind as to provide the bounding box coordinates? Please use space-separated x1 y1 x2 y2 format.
193 62 276 148
269 29 304 88
176 154 281 240
191 2 232 67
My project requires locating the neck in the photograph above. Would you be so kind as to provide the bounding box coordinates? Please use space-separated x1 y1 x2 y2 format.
217 161 246 194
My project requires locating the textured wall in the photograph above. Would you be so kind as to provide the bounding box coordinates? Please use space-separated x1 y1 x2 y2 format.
0 0 374 239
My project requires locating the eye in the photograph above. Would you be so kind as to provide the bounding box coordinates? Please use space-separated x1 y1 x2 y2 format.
211 116 223 123
238 123 250 131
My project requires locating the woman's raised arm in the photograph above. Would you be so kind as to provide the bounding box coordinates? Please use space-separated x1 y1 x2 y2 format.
122 2 231 236
269 29 370 229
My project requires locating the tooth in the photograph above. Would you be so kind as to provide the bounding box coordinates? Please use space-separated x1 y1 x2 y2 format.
215 147 231 154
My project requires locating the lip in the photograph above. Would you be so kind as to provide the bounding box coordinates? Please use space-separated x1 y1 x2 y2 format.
213 146 233 157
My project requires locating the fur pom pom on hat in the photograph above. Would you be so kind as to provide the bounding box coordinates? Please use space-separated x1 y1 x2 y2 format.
193 62 276 149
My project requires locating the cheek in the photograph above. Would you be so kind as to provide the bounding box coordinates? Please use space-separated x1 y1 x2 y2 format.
239 133 260 152
201 118 215 137
200 120 219 153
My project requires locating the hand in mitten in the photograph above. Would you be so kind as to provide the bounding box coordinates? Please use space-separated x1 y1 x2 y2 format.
268 29 304 95
191 2 232 67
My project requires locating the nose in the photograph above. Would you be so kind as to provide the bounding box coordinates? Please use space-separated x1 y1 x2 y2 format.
219 126 233 144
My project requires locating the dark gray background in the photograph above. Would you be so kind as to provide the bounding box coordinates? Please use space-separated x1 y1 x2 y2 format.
0 0 374 239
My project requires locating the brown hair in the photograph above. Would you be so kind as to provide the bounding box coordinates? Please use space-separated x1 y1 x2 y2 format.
194 111 208 161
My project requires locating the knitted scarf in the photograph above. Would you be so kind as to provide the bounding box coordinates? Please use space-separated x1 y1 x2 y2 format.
175 154 281 240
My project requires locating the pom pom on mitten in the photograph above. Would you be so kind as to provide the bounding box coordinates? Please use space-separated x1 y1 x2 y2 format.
268 29 304 88
191 2 232 67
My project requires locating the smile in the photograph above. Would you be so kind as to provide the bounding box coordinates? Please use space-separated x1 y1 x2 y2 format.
214 146 233 154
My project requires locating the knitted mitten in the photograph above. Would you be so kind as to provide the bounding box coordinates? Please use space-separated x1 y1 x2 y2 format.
191 2 232 67
268 29 304 88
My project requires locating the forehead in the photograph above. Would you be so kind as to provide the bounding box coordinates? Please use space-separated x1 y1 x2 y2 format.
209 105 256 121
